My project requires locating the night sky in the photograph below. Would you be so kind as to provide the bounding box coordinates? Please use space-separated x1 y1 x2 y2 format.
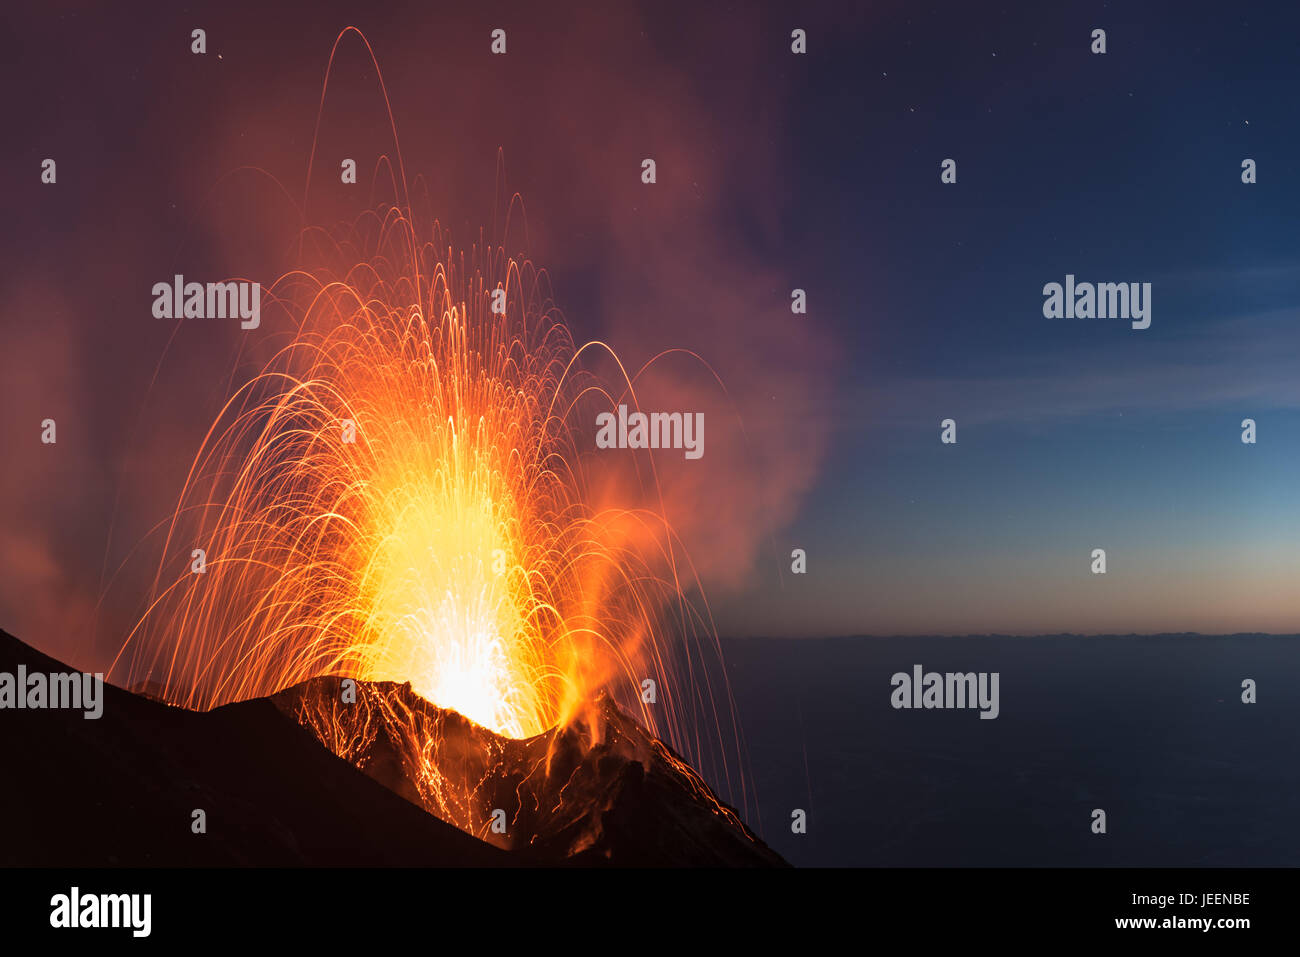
3 0 1299 676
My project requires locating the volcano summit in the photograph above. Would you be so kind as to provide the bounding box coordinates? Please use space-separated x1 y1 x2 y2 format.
0 628 782 867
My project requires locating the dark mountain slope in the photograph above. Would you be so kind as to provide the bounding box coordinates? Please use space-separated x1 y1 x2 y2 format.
0 629 506 866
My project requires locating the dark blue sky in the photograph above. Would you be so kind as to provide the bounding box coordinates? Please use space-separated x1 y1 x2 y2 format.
707 0 1300 635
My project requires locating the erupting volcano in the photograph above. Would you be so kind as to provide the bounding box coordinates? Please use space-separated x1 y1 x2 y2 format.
86 28 779 865
113 207 754 843
99 33 765 862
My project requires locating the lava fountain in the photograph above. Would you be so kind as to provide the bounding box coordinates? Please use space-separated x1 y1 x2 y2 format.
114 205 745 839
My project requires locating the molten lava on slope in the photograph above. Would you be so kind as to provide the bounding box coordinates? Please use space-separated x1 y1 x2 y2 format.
275 676 786 866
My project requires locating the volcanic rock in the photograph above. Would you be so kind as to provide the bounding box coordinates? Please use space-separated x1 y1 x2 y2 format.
274 676 787 866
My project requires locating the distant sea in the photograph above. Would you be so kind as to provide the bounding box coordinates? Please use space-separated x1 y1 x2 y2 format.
716 634 1300 867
